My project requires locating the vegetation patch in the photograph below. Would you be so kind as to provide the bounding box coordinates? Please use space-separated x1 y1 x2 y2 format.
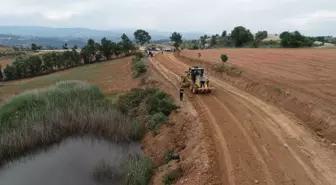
131 52 147 78
93 155 153 185
116 88 178 134
163 167 184 185
0 80 145 164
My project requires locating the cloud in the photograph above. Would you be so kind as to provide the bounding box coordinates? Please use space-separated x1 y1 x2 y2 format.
0 0 335 35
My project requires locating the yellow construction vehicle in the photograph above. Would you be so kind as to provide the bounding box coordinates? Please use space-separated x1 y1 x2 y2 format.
181 66 215 94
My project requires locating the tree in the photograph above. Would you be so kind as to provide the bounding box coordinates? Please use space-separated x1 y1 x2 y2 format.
73 45 78 49
31 43 38 51
230 26 254 47
200 35 208 49
221 54 228 66
120 34 134 53
100 37 112 59
134 29 151 46
280 31 312 48
0 65 3 81
12 56 27 78
170 32 183 50
26 56 43 76
210 35 217 47
222 30 227 37
62 43 68 50
80 46 91 64
42 53 56 73
3 64 15 80
255 31 268 41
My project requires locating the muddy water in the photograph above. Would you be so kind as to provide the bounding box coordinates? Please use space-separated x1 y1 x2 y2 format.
0 137 142 185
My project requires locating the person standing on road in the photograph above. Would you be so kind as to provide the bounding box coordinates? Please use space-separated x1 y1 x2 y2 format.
180 87 184 101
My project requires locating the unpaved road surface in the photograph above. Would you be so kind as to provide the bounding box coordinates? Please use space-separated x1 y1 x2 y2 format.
151 53 336 185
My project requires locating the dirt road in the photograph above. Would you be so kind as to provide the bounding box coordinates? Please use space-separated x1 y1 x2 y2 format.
150 53 336 185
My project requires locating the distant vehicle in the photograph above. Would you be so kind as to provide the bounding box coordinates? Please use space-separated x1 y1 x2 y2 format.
163 47 173 52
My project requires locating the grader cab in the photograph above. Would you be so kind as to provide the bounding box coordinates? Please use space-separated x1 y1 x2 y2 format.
181 66 215 94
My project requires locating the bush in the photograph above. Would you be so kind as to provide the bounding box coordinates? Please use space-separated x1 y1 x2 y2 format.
146 90 179 116
221 54 228 63
134 52 144 60
132 61 147 77
116 88 157 115
121 154 153 185
147 112 168 131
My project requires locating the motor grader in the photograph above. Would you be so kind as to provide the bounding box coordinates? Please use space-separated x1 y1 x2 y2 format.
180 66 215 94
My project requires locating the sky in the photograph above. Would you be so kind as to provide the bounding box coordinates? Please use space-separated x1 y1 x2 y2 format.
0 0 335 36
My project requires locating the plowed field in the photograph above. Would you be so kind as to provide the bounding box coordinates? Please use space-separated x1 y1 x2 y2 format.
150 52 336 185
182 49 336 105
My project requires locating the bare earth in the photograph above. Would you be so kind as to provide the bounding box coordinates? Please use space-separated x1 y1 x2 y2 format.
181 49 336 142
151 52 336 185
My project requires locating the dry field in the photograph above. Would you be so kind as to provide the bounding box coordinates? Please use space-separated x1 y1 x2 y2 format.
182 48 336 105
0 57 139 102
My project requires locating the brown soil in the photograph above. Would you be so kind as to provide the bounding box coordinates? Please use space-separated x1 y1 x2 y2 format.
152 52 336 185
0 57 13 67
181 49 336 143
142 57 221 185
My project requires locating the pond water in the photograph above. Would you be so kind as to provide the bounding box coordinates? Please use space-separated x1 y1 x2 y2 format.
0 137 142 185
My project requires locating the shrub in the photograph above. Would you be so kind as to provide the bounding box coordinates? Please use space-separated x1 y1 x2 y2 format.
116 88 157 115
221 54 228 63
121 154 153 185
132 61 147 77
146 90 179 116
147 112 168 131
134 52 144 60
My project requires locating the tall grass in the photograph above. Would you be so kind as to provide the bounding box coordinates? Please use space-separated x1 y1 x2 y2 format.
0 80 145 164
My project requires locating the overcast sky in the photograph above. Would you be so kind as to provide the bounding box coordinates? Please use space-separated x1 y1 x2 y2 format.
0 0 335 36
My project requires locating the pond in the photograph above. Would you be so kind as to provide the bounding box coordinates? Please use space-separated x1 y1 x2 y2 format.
0 137 142 185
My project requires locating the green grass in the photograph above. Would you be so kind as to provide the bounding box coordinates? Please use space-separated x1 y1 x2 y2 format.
0 80 145 164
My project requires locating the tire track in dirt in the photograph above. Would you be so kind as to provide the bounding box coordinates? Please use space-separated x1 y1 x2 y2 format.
211 95 276 185
196 96 236 185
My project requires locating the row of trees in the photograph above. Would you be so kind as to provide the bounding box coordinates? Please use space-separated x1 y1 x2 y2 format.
184 26 322 49
0 33 137 81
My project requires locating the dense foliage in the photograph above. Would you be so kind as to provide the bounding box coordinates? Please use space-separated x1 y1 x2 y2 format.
280 31 314 48
170 32 183 50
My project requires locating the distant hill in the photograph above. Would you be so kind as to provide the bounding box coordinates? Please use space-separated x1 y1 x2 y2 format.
0 26 207 41
0 26 208 48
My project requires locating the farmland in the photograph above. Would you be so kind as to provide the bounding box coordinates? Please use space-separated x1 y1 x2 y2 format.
0 57 139 102
182 48 336 105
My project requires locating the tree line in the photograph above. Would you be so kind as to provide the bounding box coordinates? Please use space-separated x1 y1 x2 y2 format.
182 26 330 49
0 33 136 81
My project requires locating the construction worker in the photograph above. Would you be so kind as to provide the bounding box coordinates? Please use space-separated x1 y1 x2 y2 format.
179 87 184 101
